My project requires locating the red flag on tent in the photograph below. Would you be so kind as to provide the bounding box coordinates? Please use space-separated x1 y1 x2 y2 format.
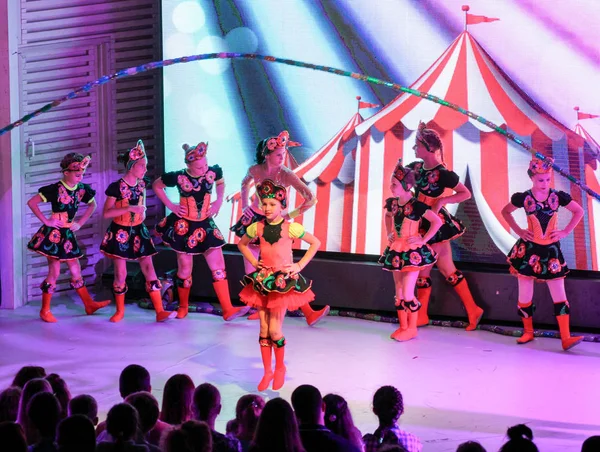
466 13 499 25
578 111 599 120
359 101 380 109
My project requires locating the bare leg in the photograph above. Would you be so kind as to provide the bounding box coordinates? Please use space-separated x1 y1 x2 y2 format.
391 271 420 341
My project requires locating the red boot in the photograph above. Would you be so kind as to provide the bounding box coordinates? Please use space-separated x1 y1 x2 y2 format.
110 293 126 323
272 337 286 390
416 277 432 327
39 281 57 323
516 302 535 344
390 299 408 340
447 271 483 331
247 311 260 321
391 300 419 342
147 281 176 322
71 279 110 315
175 275 192 319
554 301 583 351
300 304 330 326
213 276 250 321
257 337 274 391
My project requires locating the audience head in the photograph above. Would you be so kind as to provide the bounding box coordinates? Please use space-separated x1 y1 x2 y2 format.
45 373 71 420
160 374 195 425
291 384 324 425
68 394 98 425
252 398 305 452
119 364 151 398
0 386 22 423
193 383 221 423
323 393 362 449
12 366 46 389
457 441 487 452
56 414 96 452
0 421 27 452
500 424 538 452
582 436 600 452
125 391 160 434
27 392 60 440
373 385 404 426
162 420 212 452
232 394 265 439
17 378 52 426
106 403 139 443
378 446 408 452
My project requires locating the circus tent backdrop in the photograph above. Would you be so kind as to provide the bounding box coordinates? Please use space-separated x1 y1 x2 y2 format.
351 30 597 271
575 120 600 270
226 111 365 252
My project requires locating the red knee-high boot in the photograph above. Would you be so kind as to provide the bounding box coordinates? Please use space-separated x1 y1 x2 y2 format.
391 299 420 342
272 337 286 390
110 284 127 323
300 304 330 326
257 337 274 391
71 279 110 315
175 275 192 319
416 277 432 327
554 301 583 351
212 270 250 321
516 302 535 344
446 271 483 331
40 281 57 323
147 280 175 322
390 298 408 340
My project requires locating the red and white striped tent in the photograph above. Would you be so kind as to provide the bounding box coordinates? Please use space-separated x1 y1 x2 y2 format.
227 112 363 252
351 30 594 270
575 122 600 270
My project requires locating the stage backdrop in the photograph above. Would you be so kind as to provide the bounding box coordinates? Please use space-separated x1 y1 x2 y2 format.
162 0 600 271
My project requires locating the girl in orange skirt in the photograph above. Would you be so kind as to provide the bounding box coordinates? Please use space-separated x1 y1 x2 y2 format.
237 179 321 391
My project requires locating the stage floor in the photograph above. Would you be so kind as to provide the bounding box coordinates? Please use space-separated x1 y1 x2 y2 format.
1 297 598 452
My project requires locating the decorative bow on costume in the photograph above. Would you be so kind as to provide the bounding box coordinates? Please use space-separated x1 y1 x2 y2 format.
262 131 301 156
67 155 91 172
127 139 147 170
185 142 208 163
529 157 554 174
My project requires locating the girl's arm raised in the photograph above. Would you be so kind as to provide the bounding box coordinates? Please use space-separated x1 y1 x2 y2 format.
284 231 321 276
432 182 471 213
237 234 260 269
153 177 186 217
549 200 584 241
208 179 225 217
72 198 97 231
501 202 534 241
27 194 63 228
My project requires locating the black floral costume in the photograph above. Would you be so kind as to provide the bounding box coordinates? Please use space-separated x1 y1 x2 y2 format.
379 197 437 271
155 166 226 254
507 189 572 280
407 161 465 244
28 181 95 261
100 177 157 261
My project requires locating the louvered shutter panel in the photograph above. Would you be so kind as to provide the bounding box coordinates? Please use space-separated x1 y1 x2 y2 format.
18 0 163 302
20 39 112 299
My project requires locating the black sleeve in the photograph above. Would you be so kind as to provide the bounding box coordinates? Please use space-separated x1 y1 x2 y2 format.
412 200 429 218
160 171 179 187
38 184 56 202
440 168 460 189
510 192 526 208
557 190 572 207
81 184 96 203
210 164 224 181
104 181 121 198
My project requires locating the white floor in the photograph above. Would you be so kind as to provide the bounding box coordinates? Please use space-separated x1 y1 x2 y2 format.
1 297 599 452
